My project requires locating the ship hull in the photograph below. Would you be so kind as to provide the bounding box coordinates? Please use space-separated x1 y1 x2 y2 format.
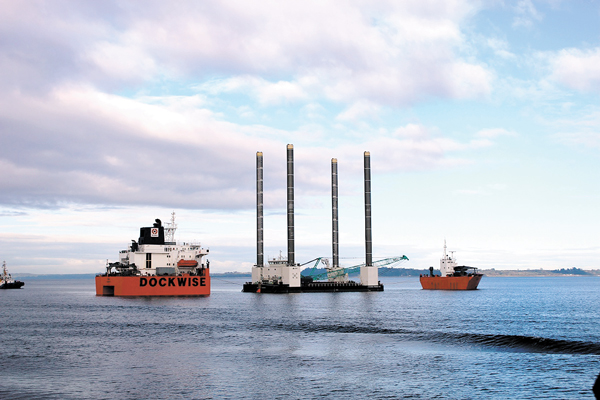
420 274 482 290
0 281 25 289
95 272 210 296
242 281 384 293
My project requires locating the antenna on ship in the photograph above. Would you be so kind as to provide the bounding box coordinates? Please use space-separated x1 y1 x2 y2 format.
165 211 177 244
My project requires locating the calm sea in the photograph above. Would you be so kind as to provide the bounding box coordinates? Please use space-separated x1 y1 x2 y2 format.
1 276 599 399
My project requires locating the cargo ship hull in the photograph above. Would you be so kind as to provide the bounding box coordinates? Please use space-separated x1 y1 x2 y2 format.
420 274 482 290
96 272 210 296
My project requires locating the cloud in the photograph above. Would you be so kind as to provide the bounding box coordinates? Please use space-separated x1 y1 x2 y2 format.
0 1 492 106
336 101 382 122
549 48 600 93
475 128 517 138
393 124 430 139
0 1 501 212
0 67 508 209
486 38 516 60
542 102 600 149
554 131 600 149
512 0 543 28
198 76 309 106
0 210 28 217
455 183 508 196
83 42 158 83
338 123 496 173
0 85 265 209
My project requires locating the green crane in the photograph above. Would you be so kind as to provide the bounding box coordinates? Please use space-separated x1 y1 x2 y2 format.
301 255 409 282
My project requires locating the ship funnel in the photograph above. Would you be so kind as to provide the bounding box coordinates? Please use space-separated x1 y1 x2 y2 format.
331 158 339 269
364 151 372 267
256 151 264 268
287 144 295 266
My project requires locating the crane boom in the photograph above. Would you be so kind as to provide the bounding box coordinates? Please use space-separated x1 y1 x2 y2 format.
301 255 409 281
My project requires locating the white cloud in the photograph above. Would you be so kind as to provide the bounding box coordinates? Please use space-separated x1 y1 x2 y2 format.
339 123 497 173
0 85 266 209
393 124 430 139
0 1 492 106
336 101 382 122
554 131 600 149
455 183 508 196
486 38 516 60
512 0 543 28
549 48 600 93
0 83 498 211
445 61 494 99
197 76 308 105
0 1 511 210
83 41 158 82
256 81 309 105
475 128 517 138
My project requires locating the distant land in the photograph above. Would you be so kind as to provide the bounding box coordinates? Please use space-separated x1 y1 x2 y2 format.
12 267 600 279
480 267 600 277
217 267 600 278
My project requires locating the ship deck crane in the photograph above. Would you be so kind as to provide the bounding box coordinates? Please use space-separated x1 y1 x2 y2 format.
301 255 409 282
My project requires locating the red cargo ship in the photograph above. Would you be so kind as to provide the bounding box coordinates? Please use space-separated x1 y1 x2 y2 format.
420 241 482 290
95 213 210 296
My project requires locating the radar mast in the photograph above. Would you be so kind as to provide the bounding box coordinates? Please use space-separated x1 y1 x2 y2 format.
164 211 177 243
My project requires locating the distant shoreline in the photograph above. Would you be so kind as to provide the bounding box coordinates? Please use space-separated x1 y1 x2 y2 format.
12 267 600 279
479 269 600 277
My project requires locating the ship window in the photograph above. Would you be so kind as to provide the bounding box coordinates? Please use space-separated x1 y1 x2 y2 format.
146 253 152 269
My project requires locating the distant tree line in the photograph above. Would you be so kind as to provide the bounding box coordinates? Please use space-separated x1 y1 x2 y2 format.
551 267 591 275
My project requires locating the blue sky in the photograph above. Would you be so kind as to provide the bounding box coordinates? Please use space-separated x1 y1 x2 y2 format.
1 0 599 273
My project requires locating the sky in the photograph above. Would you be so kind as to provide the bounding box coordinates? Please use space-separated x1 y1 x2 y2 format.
1 0 600 274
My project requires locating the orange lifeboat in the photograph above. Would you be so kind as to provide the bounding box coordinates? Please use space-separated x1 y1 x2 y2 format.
177 259 199 268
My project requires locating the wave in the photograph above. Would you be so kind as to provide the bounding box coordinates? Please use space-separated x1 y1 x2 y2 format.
453 332 600 354
259 321 600 355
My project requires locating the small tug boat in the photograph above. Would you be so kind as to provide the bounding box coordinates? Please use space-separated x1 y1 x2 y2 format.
95 213 210 296
0 261 25 289
420 241 482 290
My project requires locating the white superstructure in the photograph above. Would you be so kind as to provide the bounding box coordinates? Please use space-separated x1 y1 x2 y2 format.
252 252 301 287
440 240 457 277
109 213 209 277
1 261 15 286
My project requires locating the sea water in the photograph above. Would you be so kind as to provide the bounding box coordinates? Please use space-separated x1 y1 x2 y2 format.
1 276 599 399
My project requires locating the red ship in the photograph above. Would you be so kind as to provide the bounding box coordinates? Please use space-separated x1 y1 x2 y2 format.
95 213 210 296
420 241 482 290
